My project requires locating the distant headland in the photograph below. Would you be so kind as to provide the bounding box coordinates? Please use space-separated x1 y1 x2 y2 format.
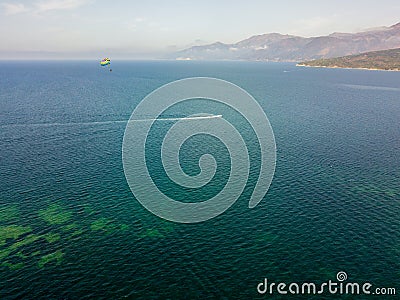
297 48 400 71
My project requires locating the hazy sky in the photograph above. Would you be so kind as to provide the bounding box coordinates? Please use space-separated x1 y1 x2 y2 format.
1 0 400 59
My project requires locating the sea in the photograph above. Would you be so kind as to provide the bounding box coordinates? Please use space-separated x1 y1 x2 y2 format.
0 61 399 299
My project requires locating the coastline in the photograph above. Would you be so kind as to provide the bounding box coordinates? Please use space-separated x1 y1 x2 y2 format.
296 63 400 72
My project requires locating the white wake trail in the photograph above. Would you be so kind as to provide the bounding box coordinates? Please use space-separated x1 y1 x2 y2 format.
130 114 223 122
1 115 223 128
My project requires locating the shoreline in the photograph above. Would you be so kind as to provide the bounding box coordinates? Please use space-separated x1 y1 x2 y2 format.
296 63 400 72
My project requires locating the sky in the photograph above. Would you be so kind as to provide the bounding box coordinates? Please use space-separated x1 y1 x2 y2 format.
1 0 400 59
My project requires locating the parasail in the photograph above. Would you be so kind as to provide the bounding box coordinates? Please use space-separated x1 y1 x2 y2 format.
100 58 110 66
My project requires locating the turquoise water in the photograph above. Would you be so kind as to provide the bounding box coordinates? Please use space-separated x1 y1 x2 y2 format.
0 61 399 299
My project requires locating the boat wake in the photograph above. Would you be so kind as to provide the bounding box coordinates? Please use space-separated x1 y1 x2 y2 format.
130 114 223 122
0 115 223 128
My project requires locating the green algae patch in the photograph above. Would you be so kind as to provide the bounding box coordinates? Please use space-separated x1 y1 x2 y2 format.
0 225 32 246
1 261 24 270
90 218 123 231
62 223 85 237
0 233 40 261
69 228 84 237
43 233 61 243
119 224 130 232
90 218 111 231
0 248 12 261
138 221 177 239
89 218 132 235
39 204 73 225
38 250 63 268
9 234 41 252
16 251 28 259
0 205 19 223
61 223 79 232
32 250 41 256
140 228 164 238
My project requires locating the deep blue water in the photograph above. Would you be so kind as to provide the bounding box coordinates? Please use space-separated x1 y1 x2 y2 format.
0 61 399 299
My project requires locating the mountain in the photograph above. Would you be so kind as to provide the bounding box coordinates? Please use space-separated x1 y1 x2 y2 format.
297 48 400 71
172 22 400 61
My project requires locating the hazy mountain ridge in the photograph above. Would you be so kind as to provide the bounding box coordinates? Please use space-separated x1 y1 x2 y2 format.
172 22 400 61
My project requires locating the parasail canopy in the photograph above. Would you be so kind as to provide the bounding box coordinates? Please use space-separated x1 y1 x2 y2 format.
100 58 110 66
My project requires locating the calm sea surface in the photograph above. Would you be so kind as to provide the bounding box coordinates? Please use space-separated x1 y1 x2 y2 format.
0 61 399 299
